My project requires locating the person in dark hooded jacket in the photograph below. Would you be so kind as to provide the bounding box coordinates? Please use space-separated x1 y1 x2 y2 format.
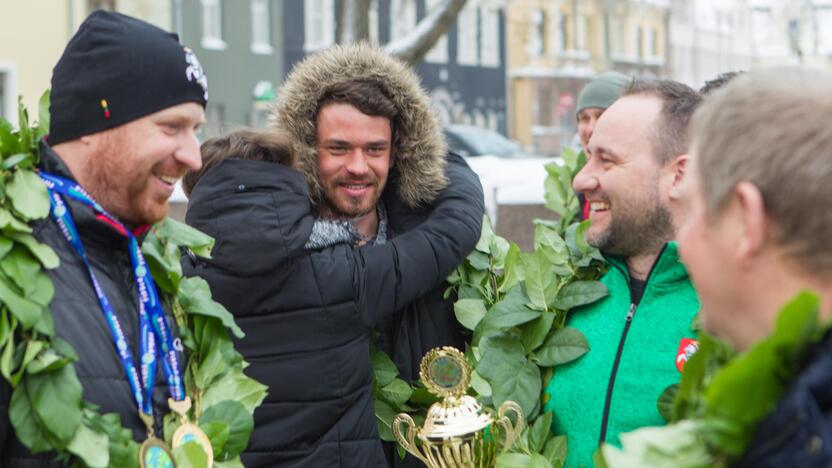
184 45 484 467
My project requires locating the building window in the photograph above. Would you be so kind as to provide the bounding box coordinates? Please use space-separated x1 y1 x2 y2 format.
650 27 658 56
425 0 449 63
250 0 273 54
560 14 569 51
575 14 589 50
390 0 418 42
457 2 479 65
549 11 562 52
480 6 500 67
528 9 545 57
305 0 335 51
636 26 644 58
201 0 226 50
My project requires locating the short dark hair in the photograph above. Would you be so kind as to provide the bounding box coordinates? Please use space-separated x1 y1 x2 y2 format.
183 129 295 196
316 79 400 145
699 71 744 95
624 79 702 165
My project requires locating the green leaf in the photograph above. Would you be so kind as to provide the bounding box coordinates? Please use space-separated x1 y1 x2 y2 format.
374 398 397 441
11 339 45 386
0 317 17 381
173 440 210 468
528 411 553 453
7 170 50 220
1 245 41 295
542 435 567 466
658 384 678 423
2 153 28 170
483 285 542 329
0 274 44 328
195 343 227 389
26 347 74 374
476 333 526 381
142 234 180 294
177 276 244 339
499 243 525 293
0 208 33 234
9 385 52 452
154 218 214 259
28 270 55 307
521 312 555 354
496 451 552 468
26 364 83 445
476 216 496 254
523 251 558 310
0 310 8 349
0 117 21 155
492 361 541 418
552 280 608 311
200 400 254 460
36 90 50 140
534 327 589 367
66 422 109 468
470 370 492 398
454 298 488 331
201 420 231 458
7 232 59 269
468 250 491 271
379 378 413 407
0 237 13 260
561 147 581 172
201 371 268 415
371 349 399 387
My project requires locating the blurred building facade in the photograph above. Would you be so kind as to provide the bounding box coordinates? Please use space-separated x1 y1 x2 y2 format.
506 0 669 156
283 0 508 135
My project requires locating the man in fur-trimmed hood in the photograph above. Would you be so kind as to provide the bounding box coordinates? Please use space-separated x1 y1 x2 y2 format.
272 44 483 467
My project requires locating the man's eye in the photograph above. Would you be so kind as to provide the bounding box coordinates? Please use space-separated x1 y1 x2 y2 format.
366 147 385 155
329 146 348 154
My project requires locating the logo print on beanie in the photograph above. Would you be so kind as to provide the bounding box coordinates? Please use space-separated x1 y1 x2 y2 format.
184 47 208 101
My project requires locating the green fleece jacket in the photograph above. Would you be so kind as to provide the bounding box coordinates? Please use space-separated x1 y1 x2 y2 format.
543 242 699 467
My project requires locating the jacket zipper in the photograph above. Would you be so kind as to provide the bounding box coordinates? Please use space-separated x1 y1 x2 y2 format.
597 244 669 445
598 303 637 445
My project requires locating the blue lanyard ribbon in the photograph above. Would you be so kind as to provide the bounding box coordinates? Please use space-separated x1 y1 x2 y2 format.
39 172 184 417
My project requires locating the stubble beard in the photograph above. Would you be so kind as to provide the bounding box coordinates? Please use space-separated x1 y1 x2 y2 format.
589 186 674 258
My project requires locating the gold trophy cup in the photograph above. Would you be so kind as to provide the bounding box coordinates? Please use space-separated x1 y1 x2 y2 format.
392 347 524 468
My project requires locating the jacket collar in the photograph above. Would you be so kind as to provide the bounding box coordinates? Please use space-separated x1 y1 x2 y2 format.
606 242 690 288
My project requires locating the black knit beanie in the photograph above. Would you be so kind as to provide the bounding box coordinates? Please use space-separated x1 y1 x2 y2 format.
48 10 208 145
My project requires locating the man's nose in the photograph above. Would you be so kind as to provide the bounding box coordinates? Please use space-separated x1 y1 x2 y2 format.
345 150 369 175
175 130 202 171
573 159 599 194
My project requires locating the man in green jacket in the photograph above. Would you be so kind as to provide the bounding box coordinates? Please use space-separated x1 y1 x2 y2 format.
544 79 702 466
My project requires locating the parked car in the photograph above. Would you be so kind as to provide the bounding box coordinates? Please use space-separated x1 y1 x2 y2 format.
444 125 561 223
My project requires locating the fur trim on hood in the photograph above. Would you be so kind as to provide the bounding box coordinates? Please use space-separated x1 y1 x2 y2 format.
271 43 448 208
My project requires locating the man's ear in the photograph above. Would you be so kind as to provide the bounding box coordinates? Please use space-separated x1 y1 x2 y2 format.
667 154 688 201
733 181 768 267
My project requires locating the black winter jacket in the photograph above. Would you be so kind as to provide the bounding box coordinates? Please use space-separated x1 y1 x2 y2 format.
0 143 180 467
184 154 483 467
737 331 832 467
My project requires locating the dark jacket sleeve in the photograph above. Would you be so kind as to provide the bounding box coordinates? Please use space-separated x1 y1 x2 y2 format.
353 153 484 327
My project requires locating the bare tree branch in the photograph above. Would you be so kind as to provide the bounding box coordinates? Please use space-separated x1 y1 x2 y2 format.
337 0 372 44
384 0 469 65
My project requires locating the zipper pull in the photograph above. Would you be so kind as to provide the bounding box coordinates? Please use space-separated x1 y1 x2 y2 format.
625 304 636 322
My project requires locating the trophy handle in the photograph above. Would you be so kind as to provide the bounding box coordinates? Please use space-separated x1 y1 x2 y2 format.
392 413 431 466
495 401 524 453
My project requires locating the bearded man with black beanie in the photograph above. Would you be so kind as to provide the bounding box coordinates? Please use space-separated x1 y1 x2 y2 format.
0 10 216 466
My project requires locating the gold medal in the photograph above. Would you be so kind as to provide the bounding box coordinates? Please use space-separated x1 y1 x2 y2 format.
139 412 176 468
169 397 214 467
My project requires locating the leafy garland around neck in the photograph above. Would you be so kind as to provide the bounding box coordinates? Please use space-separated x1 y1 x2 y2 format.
598 292 830 467
372 147 610 467
0 92 267 467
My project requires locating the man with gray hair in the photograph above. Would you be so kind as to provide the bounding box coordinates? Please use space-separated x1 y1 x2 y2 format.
677 68 832 465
